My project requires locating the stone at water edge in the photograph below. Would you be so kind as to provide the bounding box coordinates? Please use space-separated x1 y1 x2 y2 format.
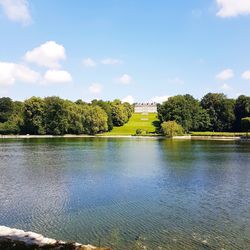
0 226 111 250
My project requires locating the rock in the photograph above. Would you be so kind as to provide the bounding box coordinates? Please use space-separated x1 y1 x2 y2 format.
0 226 110 250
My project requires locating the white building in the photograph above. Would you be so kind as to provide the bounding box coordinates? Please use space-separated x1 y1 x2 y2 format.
134 103 157 113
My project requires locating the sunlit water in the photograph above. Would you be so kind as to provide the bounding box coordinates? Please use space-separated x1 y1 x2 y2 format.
0 138 250 249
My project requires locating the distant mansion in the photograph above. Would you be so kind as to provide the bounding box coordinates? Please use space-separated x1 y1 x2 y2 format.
134 103 157 113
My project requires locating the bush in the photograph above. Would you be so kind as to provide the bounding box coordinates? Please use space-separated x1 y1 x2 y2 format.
161 121 184 137
241 117 250 133
135 128 143 135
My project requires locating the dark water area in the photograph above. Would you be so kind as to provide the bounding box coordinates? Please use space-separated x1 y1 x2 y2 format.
0 138 250 249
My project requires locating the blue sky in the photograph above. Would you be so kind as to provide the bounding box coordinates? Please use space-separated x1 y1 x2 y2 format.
0 0 250 103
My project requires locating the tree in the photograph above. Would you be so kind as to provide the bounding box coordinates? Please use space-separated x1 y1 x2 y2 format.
201 93 235 131
235 95 250 131
23 97 45 134
161 121 184 137
123 102 134 119
0 120 20 134
111 104 129 126
83 106 108 135
0 97 14 123
92 99 114 131
158 94 210 132
44 97 69 135
67 102 84 134
241 117 250 135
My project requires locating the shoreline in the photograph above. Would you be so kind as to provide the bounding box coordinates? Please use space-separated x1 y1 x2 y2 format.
0 226 110 250
0 134 249 141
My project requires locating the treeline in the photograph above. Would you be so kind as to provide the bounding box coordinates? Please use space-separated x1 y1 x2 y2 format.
158 93 250 133
0 97 133 135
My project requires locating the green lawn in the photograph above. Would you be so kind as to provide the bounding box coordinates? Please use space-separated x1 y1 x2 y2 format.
102 113 159 136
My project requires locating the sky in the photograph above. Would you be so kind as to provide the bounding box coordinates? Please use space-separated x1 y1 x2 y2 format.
0 0 250 103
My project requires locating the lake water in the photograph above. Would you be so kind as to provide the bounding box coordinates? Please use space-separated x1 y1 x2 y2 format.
0 138 250 249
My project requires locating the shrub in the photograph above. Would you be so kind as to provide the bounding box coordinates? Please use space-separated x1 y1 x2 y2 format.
161 121 184 137
241 117 250 134
135 128 143 135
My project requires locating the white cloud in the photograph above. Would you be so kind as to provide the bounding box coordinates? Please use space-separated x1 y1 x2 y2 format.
101 58 122 65
43 70 72 84
24 41 66 69
216 69 234 80
82 58 96 67
150 95 169 104
216 0 250 17
0 62 40 86
122 95 134 104
221 83 232 91
118 74 132 84
242 70 250 80
88 83 102 94
0 0 31 25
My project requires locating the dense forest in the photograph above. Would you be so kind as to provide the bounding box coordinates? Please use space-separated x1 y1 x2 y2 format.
157 93 250 133
0 97 133 135
0 93 250 135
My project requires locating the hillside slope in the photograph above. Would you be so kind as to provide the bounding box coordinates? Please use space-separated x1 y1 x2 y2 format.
103 113 159 136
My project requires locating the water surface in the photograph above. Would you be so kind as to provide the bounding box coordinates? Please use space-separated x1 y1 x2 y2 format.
0 138 250 249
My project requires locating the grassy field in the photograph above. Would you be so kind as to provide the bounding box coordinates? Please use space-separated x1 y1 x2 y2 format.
102 115 249 137
191 132 248 137
102 113 159 136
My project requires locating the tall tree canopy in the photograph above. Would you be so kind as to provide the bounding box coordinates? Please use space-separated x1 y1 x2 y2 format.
201 93 235 131
92 99 114 131
44 97 70 135
0 97 14 123
23 97 45 135
158 94 210 132
235 95 250 131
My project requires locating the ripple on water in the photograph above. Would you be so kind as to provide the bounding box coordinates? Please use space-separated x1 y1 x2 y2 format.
1 138 250 249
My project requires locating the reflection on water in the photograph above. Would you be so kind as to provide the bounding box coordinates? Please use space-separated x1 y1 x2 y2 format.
1 138 250 249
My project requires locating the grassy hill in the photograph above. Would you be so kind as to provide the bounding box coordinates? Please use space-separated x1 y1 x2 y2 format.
103 113 159 136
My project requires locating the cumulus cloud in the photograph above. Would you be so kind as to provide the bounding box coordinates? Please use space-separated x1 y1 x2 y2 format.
43 70 72 84
216 69 234 80
221 83 232 91
242 70 250 80
82 58 97 67
24 41 66 69
122 95 134 104
101 58 122 65
216 0 250 17
0 0 31 25
118 74 132 84
150 95 169 104
0 62 40 86
88 83 102 94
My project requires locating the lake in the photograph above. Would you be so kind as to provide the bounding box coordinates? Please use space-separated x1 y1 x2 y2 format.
0 138 250 249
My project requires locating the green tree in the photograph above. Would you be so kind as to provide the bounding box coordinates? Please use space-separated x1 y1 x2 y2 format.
241 117 250 136
235 95 250 131
123 102 134 119
158 94 210 132
67 102 84 134
0 97 14 123
111 104 129 126
23 97 45 134
201 93 235 131
161 121 184 137
44 97 69 135
92 99 114 131
83 106 108 135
